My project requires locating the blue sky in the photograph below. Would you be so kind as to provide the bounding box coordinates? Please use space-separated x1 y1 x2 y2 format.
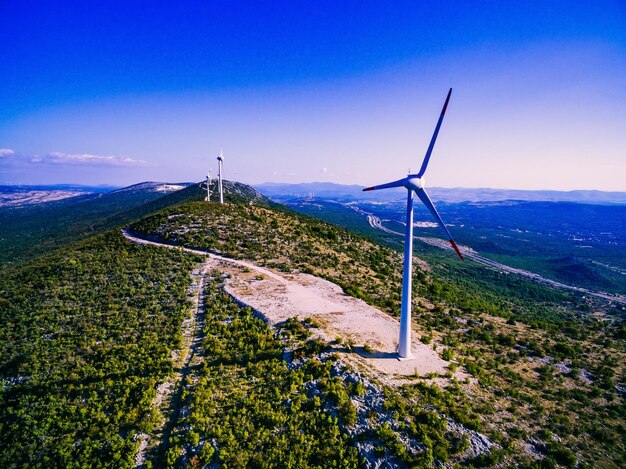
1 1 625 189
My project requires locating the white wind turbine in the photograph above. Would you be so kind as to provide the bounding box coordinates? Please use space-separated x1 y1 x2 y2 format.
217 149 224 204
363 88 464 359
202 168 212 202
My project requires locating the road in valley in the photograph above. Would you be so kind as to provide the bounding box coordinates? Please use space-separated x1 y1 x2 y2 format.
365 213 626 305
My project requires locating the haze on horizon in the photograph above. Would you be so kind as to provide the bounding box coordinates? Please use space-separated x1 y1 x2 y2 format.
1 1 625 191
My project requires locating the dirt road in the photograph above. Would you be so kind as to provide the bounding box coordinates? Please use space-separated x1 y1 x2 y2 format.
121 228 451 382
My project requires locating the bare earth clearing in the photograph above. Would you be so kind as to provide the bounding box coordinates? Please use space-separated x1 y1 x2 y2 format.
121 229 450 383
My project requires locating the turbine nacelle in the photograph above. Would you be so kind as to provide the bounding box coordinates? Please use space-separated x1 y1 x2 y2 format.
405 177 425 191
363 176 425 193
216 149 224 204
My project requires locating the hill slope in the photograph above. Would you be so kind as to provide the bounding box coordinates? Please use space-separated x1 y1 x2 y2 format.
130 199 626 468
1 183 624 467
0 181 186 266
0 231 202 466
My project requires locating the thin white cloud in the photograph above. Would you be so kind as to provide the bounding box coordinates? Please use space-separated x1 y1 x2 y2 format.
270 170 297 177
30 152 149 167
320 167 336 177
0 149 149 167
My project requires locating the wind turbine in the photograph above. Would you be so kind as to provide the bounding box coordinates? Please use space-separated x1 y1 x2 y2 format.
363 88 463 359
202 168 212 202
217 149 224 204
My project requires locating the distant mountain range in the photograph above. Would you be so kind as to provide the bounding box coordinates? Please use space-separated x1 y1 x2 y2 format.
255 182 626 204
0 182 194 208
110 181 191 194
0 183 119 193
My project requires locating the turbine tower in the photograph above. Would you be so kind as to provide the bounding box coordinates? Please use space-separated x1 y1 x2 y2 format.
217 149 224 204
204 168 212 201
363 88 464 359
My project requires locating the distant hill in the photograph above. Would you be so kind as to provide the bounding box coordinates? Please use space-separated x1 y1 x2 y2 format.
109 181 190 194
104 179 274 228
0 182 192 208
0 183 119 194
0 180 270 266
429 187 626 204
0 184 119 207
256 182 626 205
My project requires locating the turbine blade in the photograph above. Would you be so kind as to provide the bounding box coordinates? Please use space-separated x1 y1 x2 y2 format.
414 188 464 260
415 88 452 178
362 177 408 192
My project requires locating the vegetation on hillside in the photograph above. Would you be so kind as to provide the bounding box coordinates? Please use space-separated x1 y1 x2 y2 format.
132 200 626 467
131 201 407 315
1 186 624 467
163 272 484 468
0 232 201 467
163 272 360 468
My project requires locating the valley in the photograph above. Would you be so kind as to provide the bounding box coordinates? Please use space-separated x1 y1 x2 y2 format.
262 188 626 301
366 212 626 305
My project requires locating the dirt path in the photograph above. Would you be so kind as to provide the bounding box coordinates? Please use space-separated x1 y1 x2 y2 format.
133 256 210 468
122 228 451 384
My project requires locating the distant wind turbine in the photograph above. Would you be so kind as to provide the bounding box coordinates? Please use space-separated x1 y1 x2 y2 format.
217 149 224 204
202 168 212 202
363 88 464 359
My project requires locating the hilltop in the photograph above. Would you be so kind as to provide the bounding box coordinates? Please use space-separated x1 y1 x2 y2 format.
0 179 271 267
128 195 625 467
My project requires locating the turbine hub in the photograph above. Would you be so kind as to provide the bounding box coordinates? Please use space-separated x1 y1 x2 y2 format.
406 177 425 191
